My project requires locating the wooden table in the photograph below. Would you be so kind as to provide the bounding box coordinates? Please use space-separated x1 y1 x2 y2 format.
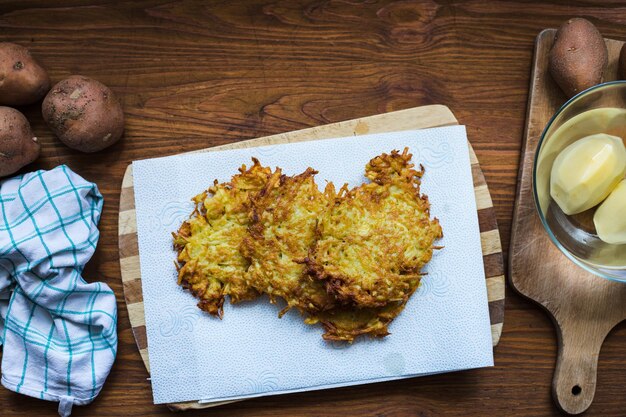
0 1 624 416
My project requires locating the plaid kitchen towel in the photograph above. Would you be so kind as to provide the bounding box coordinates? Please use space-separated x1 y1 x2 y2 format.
0 165 117 417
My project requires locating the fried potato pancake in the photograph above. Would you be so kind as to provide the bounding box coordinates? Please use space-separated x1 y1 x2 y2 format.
173 148 443 343
306 148 443 309
173 159 273 318
306 299 406 342
241 168 336 316
307 270 422 342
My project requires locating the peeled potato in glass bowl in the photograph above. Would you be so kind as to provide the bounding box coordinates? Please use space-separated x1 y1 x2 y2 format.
534 81 626 283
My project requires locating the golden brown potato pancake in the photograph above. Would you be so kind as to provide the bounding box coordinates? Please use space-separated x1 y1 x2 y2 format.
241 168 336 316
173 159 273 318
306 148 443 309
173 148 443 343
305 300 405 342
307 270 422 342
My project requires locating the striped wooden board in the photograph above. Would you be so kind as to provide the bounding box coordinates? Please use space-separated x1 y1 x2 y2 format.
118 104 505 410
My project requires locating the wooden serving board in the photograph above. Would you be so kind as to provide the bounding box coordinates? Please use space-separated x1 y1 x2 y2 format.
118 104 505 411
510 29 626 415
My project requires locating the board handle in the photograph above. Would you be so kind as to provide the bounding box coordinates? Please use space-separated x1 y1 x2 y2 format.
552 325 606 414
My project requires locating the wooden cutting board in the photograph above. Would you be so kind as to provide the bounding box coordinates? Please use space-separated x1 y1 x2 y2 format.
118 104 505 410
509 29 626 415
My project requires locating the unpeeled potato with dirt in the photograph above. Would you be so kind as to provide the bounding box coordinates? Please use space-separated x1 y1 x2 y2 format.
0 106 40 177
548 18 607 98
42 76 124 153
619 43 626 80
0 43 50 106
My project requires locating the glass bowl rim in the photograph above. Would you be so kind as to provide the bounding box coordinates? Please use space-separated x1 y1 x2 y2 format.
532 80 626 284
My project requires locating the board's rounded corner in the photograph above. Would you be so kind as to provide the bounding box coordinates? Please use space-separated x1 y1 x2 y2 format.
538 27 557 39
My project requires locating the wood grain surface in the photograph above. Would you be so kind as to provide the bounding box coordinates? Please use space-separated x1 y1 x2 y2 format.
509 30 626 415
0 1 625 416
118 104 505 410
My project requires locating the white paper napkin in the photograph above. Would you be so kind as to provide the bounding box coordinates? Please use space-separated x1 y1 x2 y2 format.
132 126 494 405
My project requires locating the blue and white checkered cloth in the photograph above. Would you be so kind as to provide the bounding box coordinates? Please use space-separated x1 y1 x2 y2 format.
0 165 117 417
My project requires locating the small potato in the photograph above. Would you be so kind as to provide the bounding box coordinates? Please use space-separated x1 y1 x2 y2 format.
548 18 607 98
0 106 40 177
0 42 50 106
619 43 626 80
42 76 124 153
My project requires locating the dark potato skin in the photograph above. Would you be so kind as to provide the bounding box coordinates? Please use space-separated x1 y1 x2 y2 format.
0 106 40 177
548 18 607 98
42 75 124 153
0 43 50 106
620 44 626 80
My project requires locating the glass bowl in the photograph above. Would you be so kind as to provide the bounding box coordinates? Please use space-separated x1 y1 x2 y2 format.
533 81 626 283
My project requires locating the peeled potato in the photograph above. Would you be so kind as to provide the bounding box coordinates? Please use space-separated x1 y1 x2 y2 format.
0 43 50 106
0 106 40 177
594 179 626 245
548 18 607 98
550 134 626 215
42 76 124 153
534 108 626 212
545 108 626 148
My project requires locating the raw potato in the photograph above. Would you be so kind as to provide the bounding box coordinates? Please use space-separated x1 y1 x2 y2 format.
0 106 40 177
550 134 626 215
620 43 626 80
0 43 50 106
594 179 626 245
42 76 124 153
548 18 607 98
